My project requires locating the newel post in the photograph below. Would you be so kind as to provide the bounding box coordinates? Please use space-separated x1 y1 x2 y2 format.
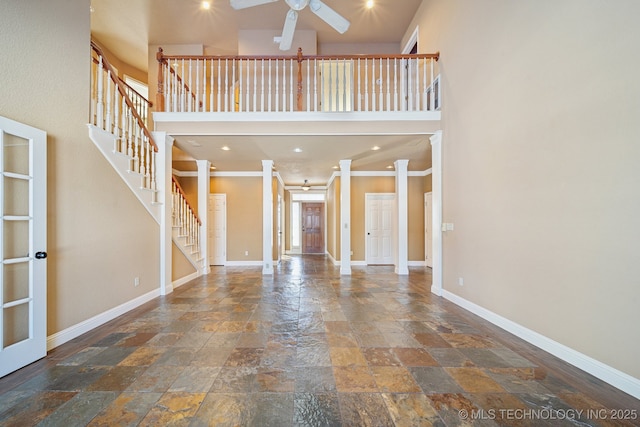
156 47 165 112
297 47 303 111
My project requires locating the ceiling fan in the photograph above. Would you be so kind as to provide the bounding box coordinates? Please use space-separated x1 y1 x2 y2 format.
230 0 350 51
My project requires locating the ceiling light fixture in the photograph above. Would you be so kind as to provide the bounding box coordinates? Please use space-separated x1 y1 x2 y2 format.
366 0 374 9
201 1 211 9
221 146 230 151
372 145 381 151
302 179 311 191
294 148 302 153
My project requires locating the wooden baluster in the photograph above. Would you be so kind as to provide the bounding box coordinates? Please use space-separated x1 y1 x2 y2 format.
290 58 294 112
151 150 157 191
261 59 265 112
224 59 229 112
379 58 383 112
306 58 310 112
96 56 104 128
113 84 120 152
275 59 279 112
386 59 391 112
282 59 287 112
393 59 398 112
297 48 303 112
430 58 435 111
371 58 376 112
313 59 318 112
407 59 413 112
252 59 257 112
415 57 420 111
238 59 243 112
105 70 113 131
232 59 236 112
364 59 369 112
246 59 250 112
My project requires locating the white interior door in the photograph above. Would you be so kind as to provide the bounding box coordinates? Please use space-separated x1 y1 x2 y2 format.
366 194 394 265
425 192 433 268
208 194 226 266
0 117 47 378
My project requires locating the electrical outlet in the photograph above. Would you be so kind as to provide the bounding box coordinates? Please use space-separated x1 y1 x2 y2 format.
134 277 140 287
458 277 464 286
245 251 249 256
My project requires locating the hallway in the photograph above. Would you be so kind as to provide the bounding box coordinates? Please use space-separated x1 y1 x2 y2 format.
0 256 637 426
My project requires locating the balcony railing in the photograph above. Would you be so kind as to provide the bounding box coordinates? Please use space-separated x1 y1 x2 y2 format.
156 48 440 114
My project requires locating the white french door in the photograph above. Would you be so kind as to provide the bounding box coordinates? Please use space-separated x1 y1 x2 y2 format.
0 117 47 378
366 194 395 265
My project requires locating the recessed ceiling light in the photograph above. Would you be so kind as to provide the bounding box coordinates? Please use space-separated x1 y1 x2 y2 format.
210 165 216 170
366 0 374 9
294 148 302 153
371 146 381 151
221 146 230 151
332 165 339 169
201 1 211 10
386 165 394 169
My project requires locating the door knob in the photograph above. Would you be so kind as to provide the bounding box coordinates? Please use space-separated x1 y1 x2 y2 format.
35 251 48 259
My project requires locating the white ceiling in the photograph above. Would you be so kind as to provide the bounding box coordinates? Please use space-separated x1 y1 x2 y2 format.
90 0 432 186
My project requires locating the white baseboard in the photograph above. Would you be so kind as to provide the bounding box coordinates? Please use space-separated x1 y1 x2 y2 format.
442 290 640 400
46 288 160 351
408 260 427 267
224 261 262 267
172 272 200 290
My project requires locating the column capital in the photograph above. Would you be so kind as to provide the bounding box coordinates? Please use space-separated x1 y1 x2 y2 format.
339 159 352 170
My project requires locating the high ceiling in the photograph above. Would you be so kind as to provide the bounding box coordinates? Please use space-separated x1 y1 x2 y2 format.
90 0 432 186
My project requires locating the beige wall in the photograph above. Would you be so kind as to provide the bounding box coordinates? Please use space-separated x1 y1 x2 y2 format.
408 176 427 262
172 243 196 280
1 0 160 335
407 0 640 379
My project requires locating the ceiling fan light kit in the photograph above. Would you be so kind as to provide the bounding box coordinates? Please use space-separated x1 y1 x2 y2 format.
230 0 350 51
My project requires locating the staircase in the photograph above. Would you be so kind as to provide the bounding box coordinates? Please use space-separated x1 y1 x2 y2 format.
89 40 204 273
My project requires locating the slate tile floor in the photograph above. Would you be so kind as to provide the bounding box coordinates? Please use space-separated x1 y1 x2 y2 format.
0 255 638 426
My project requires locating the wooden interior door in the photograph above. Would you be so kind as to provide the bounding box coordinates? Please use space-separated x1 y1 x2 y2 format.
302 203 324 254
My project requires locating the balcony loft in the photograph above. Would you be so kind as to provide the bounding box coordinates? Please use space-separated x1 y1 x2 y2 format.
152 48 441 136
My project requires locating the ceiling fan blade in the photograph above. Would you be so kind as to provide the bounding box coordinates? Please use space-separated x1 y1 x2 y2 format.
309 0 350 34
279 9 298 51
230 0 278 10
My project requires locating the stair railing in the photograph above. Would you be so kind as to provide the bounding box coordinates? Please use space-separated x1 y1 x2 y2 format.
156 48 440 113
90 40 157 192
172 176 201 255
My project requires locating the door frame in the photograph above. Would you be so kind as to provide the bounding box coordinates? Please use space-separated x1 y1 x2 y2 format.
365 193 396 265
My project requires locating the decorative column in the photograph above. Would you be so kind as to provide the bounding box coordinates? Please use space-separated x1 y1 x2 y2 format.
153 131 173 295
340 159 352 275
196 159 211 275
430 131 443 296
262 160 274 275
395 159 409 275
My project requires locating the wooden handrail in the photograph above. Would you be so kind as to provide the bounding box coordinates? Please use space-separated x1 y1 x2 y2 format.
172 176 202 225
91 40 157 152
157 50 440 62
